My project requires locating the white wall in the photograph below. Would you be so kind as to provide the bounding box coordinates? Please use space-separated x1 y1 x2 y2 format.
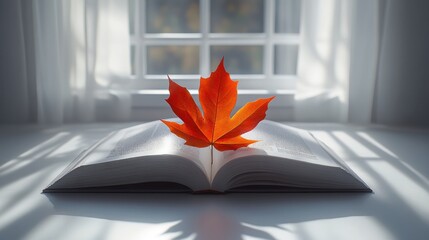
374 0 429 126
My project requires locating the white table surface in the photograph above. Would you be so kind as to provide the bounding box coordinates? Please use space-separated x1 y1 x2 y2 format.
1 122 428 240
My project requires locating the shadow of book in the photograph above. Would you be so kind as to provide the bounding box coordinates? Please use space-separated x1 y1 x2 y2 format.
44 192 372 240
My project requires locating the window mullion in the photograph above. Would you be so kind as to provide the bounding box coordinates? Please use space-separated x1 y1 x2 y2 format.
271 34 300 44
143 39 201 45
201 0 210 76
135 0 145 81
264 0 275 84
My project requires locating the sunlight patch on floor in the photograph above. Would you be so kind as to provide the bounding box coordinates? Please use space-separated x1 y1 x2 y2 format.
0 133 70 176
0 169 50 230
357 132 398 158
278 216 396 240
332 131 379 158
367 161 429 222
46 135 84 158
108 220 183 240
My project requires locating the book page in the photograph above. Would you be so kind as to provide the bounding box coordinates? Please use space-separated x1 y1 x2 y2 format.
214 121 339 174
81 121 207 173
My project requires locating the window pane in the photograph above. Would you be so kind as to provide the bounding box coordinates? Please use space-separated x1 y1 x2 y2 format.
211 46 263 74
275 0 301 33
146 0 200 33
210 0 264 33
147 46 199 74
274 45 299 75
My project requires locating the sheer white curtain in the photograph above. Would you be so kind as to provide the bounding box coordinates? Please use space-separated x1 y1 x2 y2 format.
33 0 131 124
295 0 382 123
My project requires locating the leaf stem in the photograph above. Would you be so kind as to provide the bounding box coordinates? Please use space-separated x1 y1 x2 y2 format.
210 145 213 182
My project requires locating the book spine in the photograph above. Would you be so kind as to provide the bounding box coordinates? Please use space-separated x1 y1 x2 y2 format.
192 189 225 194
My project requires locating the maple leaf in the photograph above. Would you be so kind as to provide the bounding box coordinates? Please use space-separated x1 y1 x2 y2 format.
161 58 274 151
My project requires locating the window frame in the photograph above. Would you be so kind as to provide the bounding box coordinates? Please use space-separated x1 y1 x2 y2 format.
128 0 300 91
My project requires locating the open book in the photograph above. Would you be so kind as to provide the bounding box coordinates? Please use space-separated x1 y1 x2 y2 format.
43 120 371 193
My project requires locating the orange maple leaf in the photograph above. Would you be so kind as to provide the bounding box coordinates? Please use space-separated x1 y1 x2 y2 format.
161 58 275 151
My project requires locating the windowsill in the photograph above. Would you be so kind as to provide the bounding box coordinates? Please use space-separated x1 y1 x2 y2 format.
131 89 295 108
129 90 295 121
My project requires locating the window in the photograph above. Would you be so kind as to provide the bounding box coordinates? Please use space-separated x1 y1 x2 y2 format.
128 0 301 91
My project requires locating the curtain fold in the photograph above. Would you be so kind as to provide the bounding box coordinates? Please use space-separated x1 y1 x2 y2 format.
33 0 69 123
295 0 382 123
94 0 131 88
32 0 131 124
